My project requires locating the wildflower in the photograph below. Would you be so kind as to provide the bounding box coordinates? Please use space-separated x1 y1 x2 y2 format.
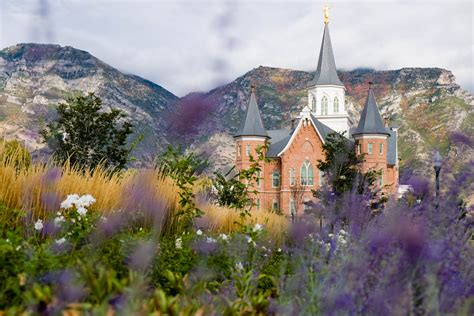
206 237 217 243
328 233 334 238
175 237 183 249
219 233 229 241
18 273 26 286
34 219 43 231
235 261 244 271
245 236 253 244
253 223 263 232
339 175 346 180
339 229 347 236
60 194 80 209
196 229 203 236
16 245 21 251
277 248 282 252
6 239 9 243
55 237 66 245
77 206 87 217
77 194 96 207
54 215 65 227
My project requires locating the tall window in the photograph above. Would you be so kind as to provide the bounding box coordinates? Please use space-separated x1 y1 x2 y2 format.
237 144 241 157
379 170 384 186
256 198 261 210
334 97 339 113
319 170 325 186
379 143 384 155
312 96 317 112
246 145 251 156
272 199 279 211
256 171 261 187
289 168 295 186
300 160 314 186
290 198 296 215
357 143 361 155
368 143 373 155
272 171 280 188
321 96 328 115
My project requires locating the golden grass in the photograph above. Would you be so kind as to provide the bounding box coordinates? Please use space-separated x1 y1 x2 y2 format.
0 142 288 236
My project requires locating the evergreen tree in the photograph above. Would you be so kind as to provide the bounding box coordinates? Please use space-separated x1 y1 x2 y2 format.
41 93 135 171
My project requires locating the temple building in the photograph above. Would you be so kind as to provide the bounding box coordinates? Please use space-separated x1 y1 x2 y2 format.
233 8 399 216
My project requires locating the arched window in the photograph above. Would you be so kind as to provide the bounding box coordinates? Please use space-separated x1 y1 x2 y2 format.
289 168 295 186
312 96 317 112
272 171 280 188
321 96 328 115
300 160 314 186
334 97 339 113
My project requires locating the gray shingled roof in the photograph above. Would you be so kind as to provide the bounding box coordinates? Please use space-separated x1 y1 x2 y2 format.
387 128 397 165
234 91 269 138
308 24 343 87
352 88 391 136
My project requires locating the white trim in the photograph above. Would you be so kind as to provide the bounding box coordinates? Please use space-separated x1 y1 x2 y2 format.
277 116 325 156
353 134 388 140
308 84 346 90
240 136 268 141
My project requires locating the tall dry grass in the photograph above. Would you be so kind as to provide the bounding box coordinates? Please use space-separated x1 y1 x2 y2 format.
0 142 288 236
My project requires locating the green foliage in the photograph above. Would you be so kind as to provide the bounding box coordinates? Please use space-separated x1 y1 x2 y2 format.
156 145 209 233
41 93 137 171
212 144 268 219
316 132 364 197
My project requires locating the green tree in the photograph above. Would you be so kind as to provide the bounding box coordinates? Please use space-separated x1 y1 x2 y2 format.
156 145 209 233
314 131 379 199
41 93 136 171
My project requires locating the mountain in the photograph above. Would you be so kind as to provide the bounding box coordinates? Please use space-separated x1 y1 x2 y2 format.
1 44 473 177
0 43 177 165
192 66 474 176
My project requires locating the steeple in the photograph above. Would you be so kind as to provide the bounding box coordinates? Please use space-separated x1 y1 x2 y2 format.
353 83 390 136
309 7 343 87
234 85 269 138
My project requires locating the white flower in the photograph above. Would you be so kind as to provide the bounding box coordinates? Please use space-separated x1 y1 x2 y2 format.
5 238 9 243
277 248 282 253
339 175 346 180
328 233 334 238
16 245 21 251
77 194 96 208
219 233 229 241
54 215 65 227
34 219 43 231
206 237 217 243
55 237 66 245
60 194 80 209
196 229 203 236
235 261 244 271
253 223 263 232
175 237 183 249
261 245 267 251
339 229 346 236
77 206 87 217
245 236 253 244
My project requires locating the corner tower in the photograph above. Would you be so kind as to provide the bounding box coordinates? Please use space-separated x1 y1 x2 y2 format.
307 7 350 136
353 83 390 188
234 85 269 171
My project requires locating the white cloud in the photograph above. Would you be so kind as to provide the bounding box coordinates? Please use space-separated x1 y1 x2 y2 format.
0 0 472 95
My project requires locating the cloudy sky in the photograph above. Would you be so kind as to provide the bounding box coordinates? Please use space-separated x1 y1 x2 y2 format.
1 0 472 96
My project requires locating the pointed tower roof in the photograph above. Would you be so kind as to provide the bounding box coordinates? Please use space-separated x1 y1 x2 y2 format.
352 83 390 137
234 86 269 138
309 15 343 87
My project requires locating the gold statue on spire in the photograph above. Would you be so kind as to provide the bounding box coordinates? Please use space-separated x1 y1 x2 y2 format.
324 6 329 24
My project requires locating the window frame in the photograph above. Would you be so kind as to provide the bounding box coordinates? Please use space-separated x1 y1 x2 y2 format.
368 143 373 155
289 168 295 186
300 160 314 186
379 143 384 155
333 97 339 113
312 95 317 112
272 171 280 188
245 144 251 156
321 96 328 115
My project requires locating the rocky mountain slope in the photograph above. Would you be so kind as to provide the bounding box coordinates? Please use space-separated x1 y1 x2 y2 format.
193 66 474 176
1 44 472 177
0 43 177 165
